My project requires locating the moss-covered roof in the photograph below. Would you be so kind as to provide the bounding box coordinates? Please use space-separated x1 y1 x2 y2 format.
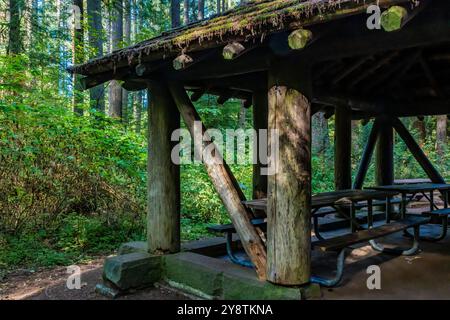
69 0 411 76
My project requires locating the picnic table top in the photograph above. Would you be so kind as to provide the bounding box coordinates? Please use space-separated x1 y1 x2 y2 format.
367 183 450 193
242 189 399 211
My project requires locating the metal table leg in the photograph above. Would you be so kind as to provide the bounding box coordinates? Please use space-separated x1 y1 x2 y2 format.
226 232 253 268
310 249 346 288
371 225 420 256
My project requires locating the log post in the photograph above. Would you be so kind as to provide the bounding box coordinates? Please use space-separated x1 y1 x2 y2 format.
266 61 312 285
375 117 394 186
252 89 268 202
334 105 352 191
392 117 446 183
147 82 181 254
168 82 267 280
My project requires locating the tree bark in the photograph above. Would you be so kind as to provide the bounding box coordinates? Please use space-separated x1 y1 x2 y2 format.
436 115 447 157
108 0 123 118
312 111 329 154
169 82 267 280
198 0 205 20
183 0 189 25
8 0 22 54
147 83 180 254
73 0 85 115
171 0 181 28
122 0 132 123
135 91 143 134
87 0 105 113
266 85 311 285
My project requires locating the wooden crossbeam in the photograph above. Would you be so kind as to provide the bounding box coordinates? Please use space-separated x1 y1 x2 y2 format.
168 82 267 280
392 117 446 184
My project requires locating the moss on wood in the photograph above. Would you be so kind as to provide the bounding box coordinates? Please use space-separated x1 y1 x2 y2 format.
69 0 414 75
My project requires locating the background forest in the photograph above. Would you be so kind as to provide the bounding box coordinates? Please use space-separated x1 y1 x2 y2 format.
0 0 448 277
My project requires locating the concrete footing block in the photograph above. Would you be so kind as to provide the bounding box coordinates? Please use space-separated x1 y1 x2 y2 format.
118 241 148 255
163 252 227 298
103 252 161 290
163 252 315 300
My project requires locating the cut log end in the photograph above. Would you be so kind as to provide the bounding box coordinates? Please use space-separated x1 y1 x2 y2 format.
381 6 408 32
223 42 246 60
288 29 313 50
173 54 194 70
135 64 146 76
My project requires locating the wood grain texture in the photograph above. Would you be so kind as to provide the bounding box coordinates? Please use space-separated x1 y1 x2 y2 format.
168 82 267 280
147 83 181 254
267 86 311 285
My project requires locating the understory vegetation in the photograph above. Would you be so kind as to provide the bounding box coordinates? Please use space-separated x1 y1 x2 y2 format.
1 1 449 279
1 72 448 276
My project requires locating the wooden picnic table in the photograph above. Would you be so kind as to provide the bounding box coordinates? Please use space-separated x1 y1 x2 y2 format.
243 189 399 233
366 183 450 217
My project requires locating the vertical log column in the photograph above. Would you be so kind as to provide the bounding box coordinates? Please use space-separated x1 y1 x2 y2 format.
252 89 268 203
375 117 394 186
334 106 352 191
147 83 181 254
267 61 312 285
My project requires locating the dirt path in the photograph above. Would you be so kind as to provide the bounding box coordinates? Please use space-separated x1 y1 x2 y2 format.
0 258 187 300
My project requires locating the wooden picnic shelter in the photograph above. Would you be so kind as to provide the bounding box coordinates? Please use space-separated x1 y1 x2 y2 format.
69 0 450 287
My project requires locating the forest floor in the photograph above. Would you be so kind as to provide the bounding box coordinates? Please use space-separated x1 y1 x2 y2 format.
0 257 187 300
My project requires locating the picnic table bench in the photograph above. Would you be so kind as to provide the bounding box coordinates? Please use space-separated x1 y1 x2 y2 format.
311 215 430 287
207 189 432 287
368 183 450 242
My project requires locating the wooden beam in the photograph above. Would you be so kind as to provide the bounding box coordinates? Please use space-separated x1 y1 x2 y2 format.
353 119 381 189
77 68 130 90
335 105 352 191
223 42 246 60
375 117 394 186
332 56 371 85
190 89 206 102
380 6 409 32
392 117 445 183
147 82 180 254
301 2 450 62
381 1 430 32
288 29 313 50
121 79 148 91
173 53 194 71
217 91 234 105
168 82 267 280
166 47 271 81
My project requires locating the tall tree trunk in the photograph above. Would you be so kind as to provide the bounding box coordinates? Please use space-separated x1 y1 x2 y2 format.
238 102 246 129
135 91 143 134
198 0 204 20
122 0 132 124
413 117 426 146
73 0 84 115
183 0 189 25
436 115 448 156
216 0 221 14
87 0 105 113
8 0 22 54
311 111 329 154
171 0 181 28
108 0 123 118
